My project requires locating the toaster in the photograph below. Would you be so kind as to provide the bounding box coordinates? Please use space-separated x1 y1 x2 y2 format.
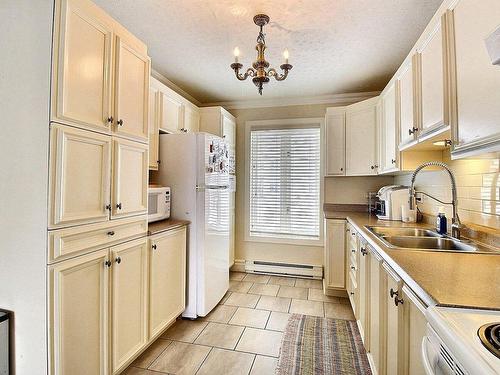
375 185 410 220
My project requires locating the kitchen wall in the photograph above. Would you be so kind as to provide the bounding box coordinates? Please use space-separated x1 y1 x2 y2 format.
395 152 499 231
0 0 53 373
231 103 391 266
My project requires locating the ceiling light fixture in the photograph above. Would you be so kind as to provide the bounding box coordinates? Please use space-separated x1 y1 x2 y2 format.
230 14 292 95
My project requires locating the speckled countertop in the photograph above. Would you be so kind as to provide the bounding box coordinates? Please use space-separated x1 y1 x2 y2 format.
148 218 190 236
325 210 500 310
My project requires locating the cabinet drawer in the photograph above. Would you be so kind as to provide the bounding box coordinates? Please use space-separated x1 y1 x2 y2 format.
48 216 147 263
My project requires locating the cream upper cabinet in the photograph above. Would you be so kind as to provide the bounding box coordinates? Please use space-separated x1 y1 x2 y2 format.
199 107 237 146
182 103 200 133
159 90 183 133
111 138 148 219
51 0 149 141
417 15 448 137
448 0 500 158
345 97 378 176
325 107 345 176
52 0 113 133
148 86 160 170
49 249 110 375
383 264 404 375
149 227 187 339
324 219 346 290
110 238 148 374
113 35 150 142
380 83 398 173
49 124 111 229
398 58 417 147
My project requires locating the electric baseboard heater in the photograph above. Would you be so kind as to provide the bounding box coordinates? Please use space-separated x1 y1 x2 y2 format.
0 311 9 375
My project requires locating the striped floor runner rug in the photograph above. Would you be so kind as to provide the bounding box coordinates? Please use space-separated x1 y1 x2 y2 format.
276 314 372 375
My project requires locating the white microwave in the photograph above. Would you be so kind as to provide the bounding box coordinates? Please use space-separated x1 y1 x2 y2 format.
148 186 170 223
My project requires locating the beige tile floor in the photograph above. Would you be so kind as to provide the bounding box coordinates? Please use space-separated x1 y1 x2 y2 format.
124 272 355 375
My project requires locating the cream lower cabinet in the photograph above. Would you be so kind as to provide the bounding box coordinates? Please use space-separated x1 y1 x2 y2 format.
382 263 405 375
110 238 148 374
49 249 110 375
111 138 148 219
357 241 370 345
324 219 347 290
149 227 187 339
367 247 384 374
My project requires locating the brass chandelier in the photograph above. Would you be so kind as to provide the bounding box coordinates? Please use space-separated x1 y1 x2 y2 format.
230 14 293 95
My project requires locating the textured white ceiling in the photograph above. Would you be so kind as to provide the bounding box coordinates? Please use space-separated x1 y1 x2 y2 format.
94 0 442 103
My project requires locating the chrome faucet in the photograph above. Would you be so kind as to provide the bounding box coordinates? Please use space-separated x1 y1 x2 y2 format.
409 161 464 239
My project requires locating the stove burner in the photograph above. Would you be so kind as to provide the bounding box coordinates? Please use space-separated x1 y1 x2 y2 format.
478 323 500 358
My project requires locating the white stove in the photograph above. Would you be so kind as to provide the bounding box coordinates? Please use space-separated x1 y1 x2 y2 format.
423 306 500 375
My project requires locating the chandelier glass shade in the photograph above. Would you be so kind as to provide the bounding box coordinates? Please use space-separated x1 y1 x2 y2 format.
230 14 293 95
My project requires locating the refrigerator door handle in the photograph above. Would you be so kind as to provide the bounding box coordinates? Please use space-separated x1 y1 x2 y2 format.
196 184 229 191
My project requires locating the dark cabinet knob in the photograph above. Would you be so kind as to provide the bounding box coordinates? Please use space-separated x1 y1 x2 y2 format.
117 119 123 126
390 288 398 298
351 249 356 253
394 297 404 306
340 167 343 172
116 203 122 210
408 126 418 135
107 116 113 124
152 244 157 250
115 257 121 264
107 231 115 236
391 159 396 164
105 204 111 211
361 247 368 256
371 165 375 169
105 260 112 268
350 266 356 271
350 292 354 296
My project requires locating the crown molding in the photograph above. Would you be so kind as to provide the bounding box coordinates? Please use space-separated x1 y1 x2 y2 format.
151 69 202 106
200 91 381 110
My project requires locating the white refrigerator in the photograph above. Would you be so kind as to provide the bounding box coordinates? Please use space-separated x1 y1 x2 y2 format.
157 132 230 318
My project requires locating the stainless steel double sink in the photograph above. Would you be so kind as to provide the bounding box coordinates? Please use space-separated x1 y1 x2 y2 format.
366 226 484 252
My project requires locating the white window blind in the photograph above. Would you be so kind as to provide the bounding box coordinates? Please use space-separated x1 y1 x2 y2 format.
250 127 321 240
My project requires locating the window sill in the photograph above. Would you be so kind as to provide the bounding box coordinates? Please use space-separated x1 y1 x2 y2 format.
244 233 324 247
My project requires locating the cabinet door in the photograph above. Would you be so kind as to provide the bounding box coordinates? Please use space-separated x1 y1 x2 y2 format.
368 249 384 374
52 0 113 132
222 115 236 147
325 110 345 176
110 238 148 373
149 227 187 339
183 104 200 133
159 91 183 133
111 138 148 219
398 58 417 146
148 86 160 170
114 35 150 142
324 220 346 289
402 286 428 375
448 0 500 157
49 124 111 228
345 101 378 175
418 16 447 135
383 264 404 375
357 242 370 345
381 84 398 172
49 249 110 375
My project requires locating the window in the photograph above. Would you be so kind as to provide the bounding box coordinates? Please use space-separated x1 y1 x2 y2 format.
249 125 321 241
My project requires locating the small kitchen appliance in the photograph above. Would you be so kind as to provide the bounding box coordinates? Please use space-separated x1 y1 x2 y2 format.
157 132 230 319
147 186 171 223
375 185 410 220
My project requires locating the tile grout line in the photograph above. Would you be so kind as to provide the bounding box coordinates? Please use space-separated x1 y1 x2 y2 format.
193 346 214 375
143 339 174 370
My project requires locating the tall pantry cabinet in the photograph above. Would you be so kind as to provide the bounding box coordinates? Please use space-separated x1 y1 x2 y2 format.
48 0 151 374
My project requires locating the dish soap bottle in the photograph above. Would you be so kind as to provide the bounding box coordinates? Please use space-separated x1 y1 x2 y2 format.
436 206 447 234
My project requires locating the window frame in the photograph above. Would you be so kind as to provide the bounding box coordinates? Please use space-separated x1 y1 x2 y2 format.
244 118 324 246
